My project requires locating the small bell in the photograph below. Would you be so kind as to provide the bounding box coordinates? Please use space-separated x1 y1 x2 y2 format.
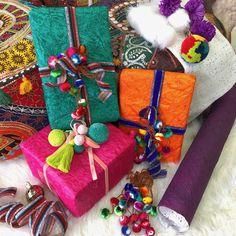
26 182 44 202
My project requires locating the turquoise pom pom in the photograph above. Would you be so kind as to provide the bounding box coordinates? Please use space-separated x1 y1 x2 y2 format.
74 145 85 153
88 123 109 144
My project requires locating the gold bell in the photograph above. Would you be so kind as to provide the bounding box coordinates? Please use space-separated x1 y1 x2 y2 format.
26 182 44 202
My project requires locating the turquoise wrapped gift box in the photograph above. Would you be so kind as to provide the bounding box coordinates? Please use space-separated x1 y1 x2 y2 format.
29 6 120 130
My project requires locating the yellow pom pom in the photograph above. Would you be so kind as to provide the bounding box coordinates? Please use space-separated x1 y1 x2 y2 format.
48 129 66 147
19 77 33 95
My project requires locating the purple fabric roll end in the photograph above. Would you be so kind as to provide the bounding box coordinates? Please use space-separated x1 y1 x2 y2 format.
158 85 236 232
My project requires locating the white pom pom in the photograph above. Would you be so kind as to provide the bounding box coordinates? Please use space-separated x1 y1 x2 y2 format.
127 5 176 49
167 8 190 32
77 124 88 135
74 135 85 146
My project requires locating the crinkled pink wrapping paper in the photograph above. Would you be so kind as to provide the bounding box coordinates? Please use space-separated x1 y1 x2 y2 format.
20 124 135 217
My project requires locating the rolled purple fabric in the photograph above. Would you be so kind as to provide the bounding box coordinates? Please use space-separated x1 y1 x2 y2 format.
158 85 236 232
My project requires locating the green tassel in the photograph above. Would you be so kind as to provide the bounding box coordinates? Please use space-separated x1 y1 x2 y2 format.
0 90 12 105
46 143 74 173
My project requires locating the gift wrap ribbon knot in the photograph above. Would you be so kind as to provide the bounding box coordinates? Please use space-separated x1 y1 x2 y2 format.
120 70 186 178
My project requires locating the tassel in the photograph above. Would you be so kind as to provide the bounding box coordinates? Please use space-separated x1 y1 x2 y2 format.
0 90 12 105
46 143 74 173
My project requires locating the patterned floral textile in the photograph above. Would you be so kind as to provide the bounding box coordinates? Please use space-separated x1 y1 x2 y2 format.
0 1 48 160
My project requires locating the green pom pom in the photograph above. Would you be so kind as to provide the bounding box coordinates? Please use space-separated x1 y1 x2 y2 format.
74 145 85 153
48 129 66 147
0 90 12 105
88 123 109 144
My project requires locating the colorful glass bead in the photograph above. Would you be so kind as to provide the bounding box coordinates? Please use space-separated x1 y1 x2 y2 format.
143 204 152 213
121 226 131 236
140 186 149 197
26 183 44 202
110 197 119 207
134 201 144 212
66 47 78 58
119 215 130 226
141 219 150 229
78 98 87 107
57 53 65 59
71 54 81 65
119 199 127 209
134 154 145 164
71 106 86 120
146 226 155 236
100 208 111 219
149 206 157 217
129 213 139 224
80 55 87 63
139 212 149 221
164 128 173 138
74 79 85 88
143 196 153 204
59 82 71 92
124 183 133 191
132 222 141 233
50 69 62 78
69 87 78 96
48 56 57 68
129 189 139 200
79 45 86 55
154 121 163 130
114 206 125 216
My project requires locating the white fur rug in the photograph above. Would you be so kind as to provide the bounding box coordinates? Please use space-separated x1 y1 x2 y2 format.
0 119 235 236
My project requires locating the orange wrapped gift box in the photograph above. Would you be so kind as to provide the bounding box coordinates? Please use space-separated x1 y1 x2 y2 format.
119 69 196 163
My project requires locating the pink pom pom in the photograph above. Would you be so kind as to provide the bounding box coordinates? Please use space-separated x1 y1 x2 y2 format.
66 47 78 58
77 124 88 135
48 56 58 68
74 135 85 146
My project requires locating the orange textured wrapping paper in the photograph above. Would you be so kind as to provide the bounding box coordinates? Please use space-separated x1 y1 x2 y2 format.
119 69 196 163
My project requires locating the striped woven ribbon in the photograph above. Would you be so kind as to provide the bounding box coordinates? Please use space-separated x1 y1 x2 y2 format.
0 187 67 236
119 70 186 178
39 6 115 125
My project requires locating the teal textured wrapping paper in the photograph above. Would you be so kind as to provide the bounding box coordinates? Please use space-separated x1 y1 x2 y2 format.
29 7 120 130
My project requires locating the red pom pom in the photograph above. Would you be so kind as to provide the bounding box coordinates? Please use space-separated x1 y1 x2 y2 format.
181 35 196 54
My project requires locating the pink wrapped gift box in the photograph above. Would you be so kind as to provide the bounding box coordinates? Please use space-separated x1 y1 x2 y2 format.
20 124 135 217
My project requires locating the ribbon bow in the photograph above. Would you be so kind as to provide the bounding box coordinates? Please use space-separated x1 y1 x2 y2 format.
46 121 108 183
42 47 114 103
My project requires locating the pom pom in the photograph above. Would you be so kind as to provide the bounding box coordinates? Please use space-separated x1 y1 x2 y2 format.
77 124 88 135
74 144 85 153
167 8 190 32
181 35 209 63
127 5 176 49
46 143 74 173
48 56 57 68
88 123 109 144
48 129 66 147
66 47 78 58
74 135 85 146
59 82 71 92
184 0 205 23
159 0 181 17
190 20 216 42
